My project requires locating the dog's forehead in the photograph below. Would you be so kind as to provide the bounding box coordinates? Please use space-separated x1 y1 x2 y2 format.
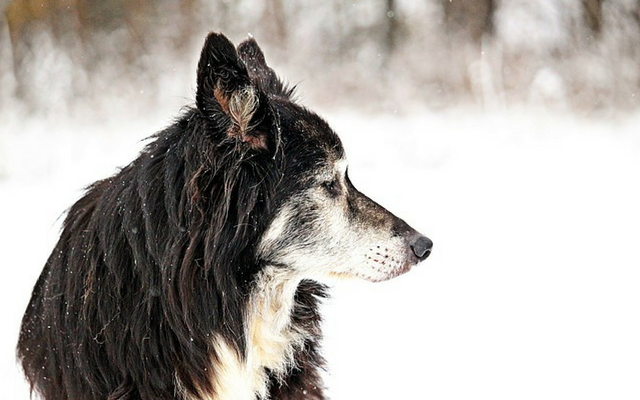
288 108 344 159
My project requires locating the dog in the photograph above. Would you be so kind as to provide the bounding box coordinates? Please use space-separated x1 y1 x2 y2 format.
17 32 432 400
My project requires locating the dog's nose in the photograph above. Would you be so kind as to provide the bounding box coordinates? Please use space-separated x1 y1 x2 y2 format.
410 235 433 260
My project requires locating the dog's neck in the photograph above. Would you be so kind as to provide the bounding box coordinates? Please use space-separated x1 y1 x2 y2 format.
206 266 306 400
247 266 306 379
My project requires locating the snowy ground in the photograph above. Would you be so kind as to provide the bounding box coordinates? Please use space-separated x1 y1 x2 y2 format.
1 108 639 399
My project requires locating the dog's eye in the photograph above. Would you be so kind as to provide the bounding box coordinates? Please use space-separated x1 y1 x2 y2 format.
322 179 341 197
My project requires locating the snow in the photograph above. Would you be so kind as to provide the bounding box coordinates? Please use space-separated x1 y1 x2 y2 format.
1 108 640 399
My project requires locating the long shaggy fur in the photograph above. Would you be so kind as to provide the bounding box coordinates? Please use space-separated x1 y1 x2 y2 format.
18 34 327 400
17 107 326 399
18 31 431 400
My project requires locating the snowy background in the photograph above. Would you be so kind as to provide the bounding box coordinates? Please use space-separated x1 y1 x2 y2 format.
2 1 640 399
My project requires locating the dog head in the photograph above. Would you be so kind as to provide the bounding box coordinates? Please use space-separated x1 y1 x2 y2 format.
196 33 432 283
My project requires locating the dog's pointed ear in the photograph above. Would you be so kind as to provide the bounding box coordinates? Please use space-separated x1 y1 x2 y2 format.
197 32 268 150
237 36 295 100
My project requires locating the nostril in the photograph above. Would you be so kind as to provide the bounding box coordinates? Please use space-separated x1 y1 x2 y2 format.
410 236 433 260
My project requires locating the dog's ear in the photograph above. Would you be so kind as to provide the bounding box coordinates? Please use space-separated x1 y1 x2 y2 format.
197 32 268 150
237 37 295 100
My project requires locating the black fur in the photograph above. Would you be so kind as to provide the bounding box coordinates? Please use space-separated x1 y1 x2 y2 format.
17 33 341 400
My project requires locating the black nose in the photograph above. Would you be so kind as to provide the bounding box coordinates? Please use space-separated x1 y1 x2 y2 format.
410 236 433 260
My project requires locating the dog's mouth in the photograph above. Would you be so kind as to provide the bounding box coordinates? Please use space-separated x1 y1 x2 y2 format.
365 261 416 283
328 253 428 283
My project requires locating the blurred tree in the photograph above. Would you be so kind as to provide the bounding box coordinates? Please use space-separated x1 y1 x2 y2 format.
441 0 495 42
264 0 287 46
78 0 126 33
385 0 399 54
582 0 603 34
4 0 57 103
0 8 10 107
176 0 197 51
2 0 640 114
3 0 169 105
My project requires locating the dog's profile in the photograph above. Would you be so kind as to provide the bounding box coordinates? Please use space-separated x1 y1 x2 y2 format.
17 32 432 400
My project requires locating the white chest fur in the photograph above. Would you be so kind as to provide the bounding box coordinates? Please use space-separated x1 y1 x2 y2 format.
206 268 305 400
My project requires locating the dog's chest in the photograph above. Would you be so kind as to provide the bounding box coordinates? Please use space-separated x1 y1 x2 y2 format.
209 273 305 400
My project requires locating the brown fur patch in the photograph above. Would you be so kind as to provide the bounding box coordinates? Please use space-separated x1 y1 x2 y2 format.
214 86 230 114
228 86 258 132
219 86 266 150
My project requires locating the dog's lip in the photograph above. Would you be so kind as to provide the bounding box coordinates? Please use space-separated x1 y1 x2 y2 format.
328 269 402 283
328 255 423 282
328 271 358 280
385 262 414 280
379 253 429 281
361 262 416 283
